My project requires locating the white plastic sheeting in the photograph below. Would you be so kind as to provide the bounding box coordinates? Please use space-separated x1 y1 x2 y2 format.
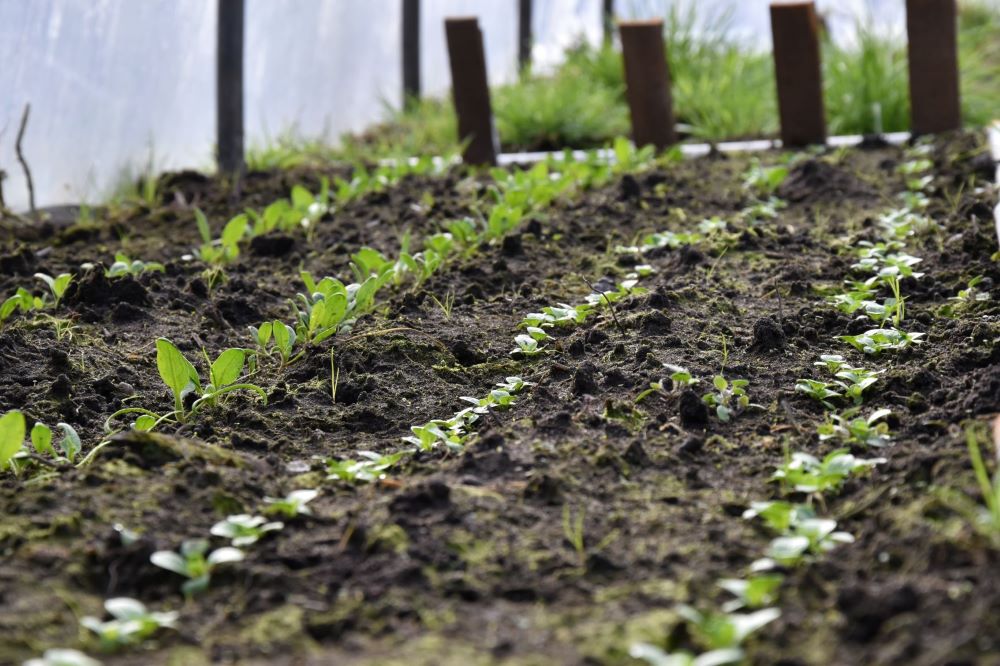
0 0 956 210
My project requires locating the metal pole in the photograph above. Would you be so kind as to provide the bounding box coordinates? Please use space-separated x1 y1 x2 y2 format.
603 0 615 46
518 0 532 73
217 0 245 176
402 0 421 106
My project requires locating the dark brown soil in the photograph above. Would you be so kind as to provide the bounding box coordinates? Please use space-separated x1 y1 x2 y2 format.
1 132 999 666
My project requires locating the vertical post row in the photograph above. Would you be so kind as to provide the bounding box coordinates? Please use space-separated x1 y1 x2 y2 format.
769 1 826 147
618 20 676 151
905 0 961 134
217 0 245 176
402 0 421 105
602 0 615 46
518 0 533 73
445 17 499 166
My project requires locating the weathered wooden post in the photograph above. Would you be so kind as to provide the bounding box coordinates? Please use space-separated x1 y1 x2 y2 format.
518 0 532 73
618 19 676 150
445 17 499 166
217 0 245 176
402 0 421 105
905 0 961 134
769 1 826 147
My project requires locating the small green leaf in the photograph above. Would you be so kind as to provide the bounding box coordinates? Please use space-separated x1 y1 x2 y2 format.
31 422 54 455
0 410 26 470
156 338 200 410
210 349 245 389
194 208 212 244
57 423 82 462
713 375 728 391
221 214 248 247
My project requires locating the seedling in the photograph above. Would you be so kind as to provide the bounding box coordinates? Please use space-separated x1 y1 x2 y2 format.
250 320 299 366
833 366 881 405
24 649 102 666
813 354 848 374
717 575 784 612
938 425 1000 544
0 410 26 471
150 538 244 597
34 272 73 308
106 339 266 433
742 160 789 196
702 375 757 422
760 518 854 567
677 605 781 651
817 408 893 448
740 196 787 224
102 254 165 278
195 209 247 267
876 207 934 238
326 451 406 483
511 334 547 357
629 645 743 666
291 271 386 344
697 217 728 235
264 489 320 518
742 500 816 533
80 597 178 651
794 379 843 409
666 364 699 388
938 276 989 317
210 514 284 547
771 449 885 494
28 421 83 464
838 328 923 354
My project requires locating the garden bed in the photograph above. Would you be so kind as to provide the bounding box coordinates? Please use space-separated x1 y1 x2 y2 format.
1 132 999 665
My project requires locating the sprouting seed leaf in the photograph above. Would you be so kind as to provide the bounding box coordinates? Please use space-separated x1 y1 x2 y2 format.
0 410 26 470
256 322 273 347
155 338 200 406
56 423 82 462
713 375 728 391
221 214 248 247
194 208 212 244
31 422 54 456
210 348 245 389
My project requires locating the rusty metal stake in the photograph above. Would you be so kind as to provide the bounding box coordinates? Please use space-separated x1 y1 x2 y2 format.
906 0 961 134
769 1 826 147
619 19 675 151
445 17 498 166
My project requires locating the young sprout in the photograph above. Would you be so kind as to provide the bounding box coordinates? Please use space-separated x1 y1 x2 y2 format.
794 379 844 409
326 451 406 483
677 605 781 651
771 449 886 494
34 272 74 308
742 500 816 534
702 375 757 422
0 409 26 472
833 366 882 405
103 254 165 278
717 574 784 612
250 320 299 366
511 334 547 358
759 518 854 568
24 649 102 666
665 364 699 388
813 354 848 374
630 645 744 666
939 276 990 317
264 489 320 518
742 160 789 196
817 408 893 448
150 538 245 597
210 514 284 547
938 425 1000 544
28 421 83 464
838 328 924 354
80 598 178 651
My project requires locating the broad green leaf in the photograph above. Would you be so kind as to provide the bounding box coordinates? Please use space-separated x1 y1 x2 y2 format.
290 185 312 210
210 349 245 389
150 551 189 576
57 423 82 462
221 214 248 247
255 322 273 347
194 208 212 244
31 422 54 455
273 321 294 354
52 274 73 298
1 294 20 321
134 415 157 431
713 375 728 391
155 338 200 405
0 410 26 470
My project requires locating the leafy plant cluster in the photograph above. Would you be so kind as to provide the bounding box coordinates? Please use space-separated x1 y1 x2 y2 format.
0 410 86 474
0 272 73 329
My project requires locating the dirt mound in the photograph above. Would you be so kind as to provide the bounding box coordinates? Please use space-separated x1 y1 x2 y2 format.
778 158 877 203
